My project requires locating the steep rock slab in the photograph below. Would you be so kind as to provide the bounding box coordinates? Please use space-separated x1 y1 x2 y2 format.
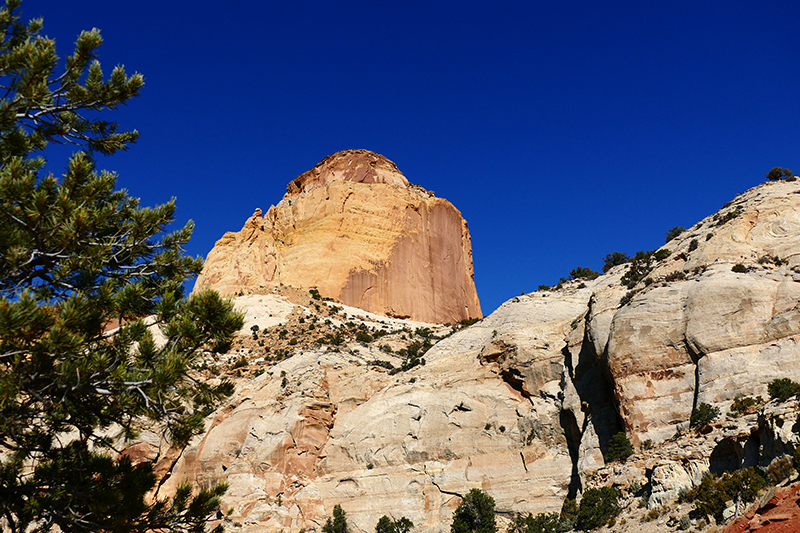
601 180 800 444
195 150 481 324
158 295 576 533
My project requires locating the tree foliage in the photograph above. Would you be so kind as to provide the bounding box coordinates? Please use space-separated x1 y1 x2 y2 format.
767 378 800 400
575 487 620 530
375 515 413 533
509 512 560 533
605 432 633 463
765 167 792 181
690 403 720 428
323 505 348 533
450 489 497 533
686 468 765 524
664 226 685 243
569 266 600 281
601 252 629 273
0 1 243 531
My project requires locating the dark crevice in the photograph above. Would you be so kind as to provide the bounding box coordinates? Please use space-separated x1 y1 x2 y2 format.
742 432 760 468
570 321 623 458
559 409 582 500
685 341 704 416
500 368 530 399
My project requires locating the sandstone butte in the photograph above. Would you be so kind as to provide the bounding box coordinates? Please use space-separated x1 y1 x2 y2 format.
134 178 800 533
194 149 482 324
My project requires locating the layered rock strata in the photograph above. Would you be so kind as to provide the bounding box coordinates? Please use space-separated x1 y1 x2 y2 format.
194 149 482 324
148 179 800 532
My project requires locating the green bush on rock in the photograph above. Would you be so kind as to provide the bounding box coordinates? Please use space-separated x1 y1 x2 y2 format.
451 489 496 533
576 487 620 530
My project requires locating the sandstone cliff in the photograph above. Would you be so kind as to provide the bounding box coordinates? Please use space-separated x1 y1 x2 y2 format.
144 179 800 533
194 149 482 324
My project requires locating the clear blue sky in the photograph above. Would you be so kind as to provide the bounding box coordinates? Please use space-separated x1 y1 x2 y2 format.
29 0 799 315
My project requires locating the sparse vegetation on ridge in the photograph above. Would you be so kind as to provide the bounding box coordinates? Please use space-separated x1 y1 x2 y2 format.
765 166 793 181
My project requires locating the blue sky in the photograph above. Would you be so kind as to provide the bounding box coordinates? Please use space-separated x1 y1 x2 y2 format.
29 0 799 315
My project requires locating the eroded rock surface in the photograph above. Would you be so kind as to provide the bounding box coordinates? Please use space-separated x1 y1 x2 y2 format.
195 150 481 324
149 180 800 532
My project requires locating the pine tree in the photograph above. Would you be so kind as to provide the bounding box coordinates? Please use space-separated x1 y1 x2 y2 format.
450 489 497 533
376 515 414 533
0 1 243 531
323 505 348 533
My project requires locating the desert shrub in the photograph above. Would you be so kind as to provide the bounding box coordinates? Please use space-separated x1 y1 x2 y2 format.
376 515 413 533
232 356 248 369
690 403 720 428
621 250 659 288
793 446 800 473
643 507 662 522
664 271 687 282
665 226 686 242
576 487 620 530
559 498 578 531
728 396 763 417
732 263 750 273
450 489 496 533
766 455 793 484
619 290 636 307
602 251 630 273
653 249 672 261
766 167 792 181
714 207 744 227
687 468 766 524
355 331 373 343
310 288 322 300
569 266 600 280
415 327 432 338
510 512 560 533
768 378 800 400
605 432 633 463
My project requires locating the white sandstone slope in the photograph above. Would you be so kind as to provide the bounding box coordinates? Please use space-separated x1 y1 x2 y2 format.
138 179 800 533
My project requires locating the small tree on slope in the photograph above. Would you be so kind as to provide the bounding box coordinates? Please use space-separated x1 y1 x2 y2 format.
0 1 243 531
450 489 497 533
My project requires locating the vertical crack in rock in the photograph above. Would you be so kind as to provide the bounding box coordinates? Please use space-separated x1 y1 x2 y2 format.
559 408 582 499
569 321 623 462
685 341 703 417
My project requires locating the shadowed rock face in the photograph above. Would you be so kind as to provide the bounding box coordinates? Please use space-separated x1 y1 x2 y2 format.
195 150 482 324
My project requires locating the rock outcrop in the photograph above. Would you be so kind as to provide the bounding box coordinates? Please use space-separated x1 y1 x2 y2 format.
145 179 800 532
194 150 482 324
